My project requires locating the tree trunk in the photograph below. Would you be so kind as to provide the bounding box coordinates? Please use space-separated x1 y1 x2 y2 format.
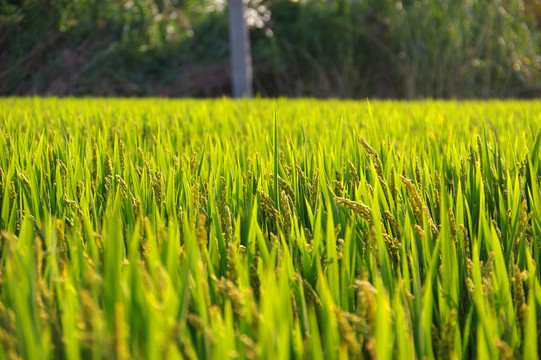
229 0 253 98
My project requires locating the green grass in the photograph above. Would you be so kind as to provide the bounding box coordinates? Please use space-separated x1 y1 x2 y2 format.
0 98 540 359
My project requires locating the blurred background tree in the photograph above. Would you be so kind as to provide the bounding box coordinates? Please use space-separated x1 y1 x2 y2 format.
1 0 540 98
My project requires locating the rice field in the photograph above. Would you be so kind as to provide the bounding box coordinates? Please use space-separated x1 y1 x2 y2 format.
0 98 540 359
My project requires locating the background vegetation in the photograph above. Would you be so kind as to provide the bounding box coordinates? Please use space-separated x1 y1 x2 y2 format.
2 0 541 98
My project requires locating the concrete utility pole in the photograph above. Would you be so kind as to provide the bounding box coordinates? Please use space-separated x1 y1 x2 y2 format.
229 0 253 98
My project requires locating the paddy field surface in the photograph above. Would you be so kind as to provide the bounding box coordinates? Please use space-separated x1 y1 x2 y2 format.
0 98 540 359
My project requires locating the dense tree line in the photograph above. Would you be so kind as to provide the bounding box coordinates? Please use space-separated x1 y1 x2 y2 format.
1 0 540 98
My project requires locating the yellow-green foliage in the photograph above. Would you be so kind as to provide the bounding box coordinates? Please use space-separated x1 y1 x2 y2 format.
0 98 540 359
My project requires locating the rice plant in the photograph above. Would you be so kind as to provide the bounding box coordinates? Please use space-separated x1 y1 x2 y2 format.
0 98 539 359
